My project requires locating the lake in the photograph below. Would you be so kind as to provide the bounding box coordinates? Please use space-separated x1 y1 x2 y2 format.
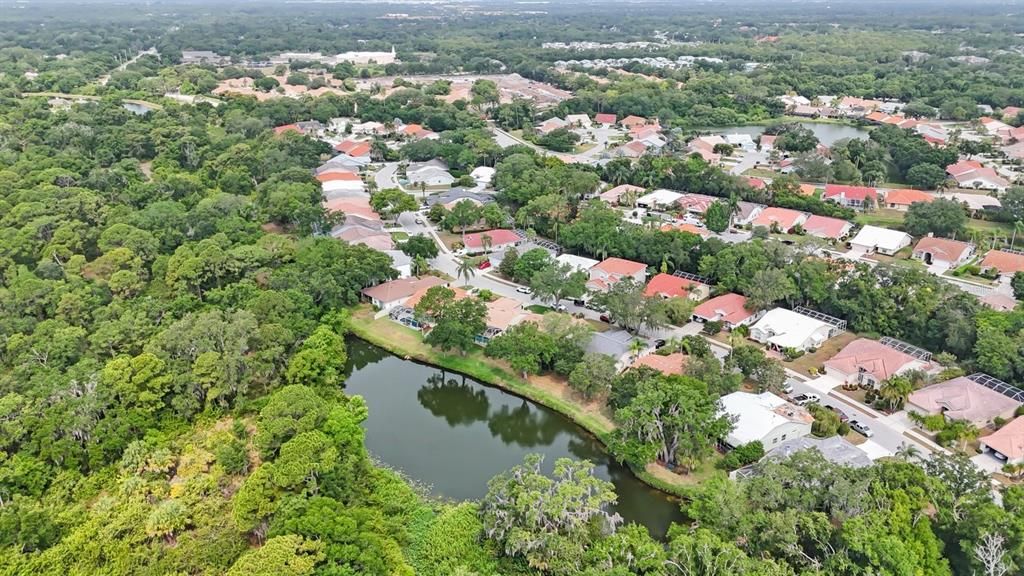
344 337 687 538
711 121 869 146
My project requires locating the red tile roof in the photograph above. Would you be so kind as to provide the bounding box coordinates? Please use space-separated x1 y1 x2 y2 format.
693 293 755 325
747 177 767 190
824 338 923 381
885 188 934 206
362 276 447 304
342 142 371 158
751 207 806 231
644 273 704 299
619 115 648 128
913 237 973 263
798 183 818 196
802 215 851 239
823 184 878 202
463 229 520 249
594 113 617 124
981 417 1024 461
594 257 647 276
946 160 984 177
274 124 301 135
324 197 380 220
981 250 1024 275
316 171 361 183
632 353 687 376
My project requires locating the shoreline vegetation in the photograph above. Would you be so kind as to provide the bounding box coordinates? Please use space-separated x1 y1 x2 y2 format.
347 305 713 499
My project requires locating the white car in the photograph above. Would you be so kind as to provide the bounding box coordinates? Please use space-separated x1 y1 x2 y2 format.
516 286 531 294
849 420 874 438
792 393 820 406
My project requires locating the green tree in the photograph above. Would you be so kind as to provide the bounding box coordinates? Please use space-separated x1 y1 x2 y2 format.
904 198 967 237
225 534 324 576
704 200 732 233
401 234 440 260
611 374 732 471
568 353 618 400
484 322 553 376
369 188 418 220
285 325 348 390
480 454 620 575
415 287 488 354
907 163 950 190
529 262 587 306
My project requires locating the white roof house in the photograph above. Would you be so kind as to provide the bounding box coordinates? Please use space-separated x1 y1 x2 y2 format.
750 308 837 352
720 391 814 448
723 133 757 151
565 114 592 128
555 254 599 274
636 189 683 210
945 192 1002 211
470 166 496 185
849 225 912 256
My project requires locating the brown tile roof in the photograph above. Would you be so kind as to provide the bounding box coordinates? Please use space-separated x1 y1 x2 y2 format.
981 250 1024 275
981 417 1024 461
594 257 647 276
361 276 446 303
693 293 755 325
631 353 687 376
885 188 934 206
824 338 923 381
913 237 973 263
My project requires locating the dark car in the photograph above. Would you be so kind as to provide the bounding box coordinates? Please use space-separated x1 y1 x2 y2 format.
823 404 850 423
654 339 667 349
599 314 612 323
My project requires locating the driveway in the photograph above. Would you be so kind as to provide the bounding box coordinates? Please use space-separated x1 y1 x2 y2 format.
374 162 402 191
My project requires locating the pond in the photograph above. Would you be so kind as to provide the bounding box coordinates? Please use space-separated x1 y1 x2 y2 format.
710 121 869 146
344 337 687 539
122 102 155 115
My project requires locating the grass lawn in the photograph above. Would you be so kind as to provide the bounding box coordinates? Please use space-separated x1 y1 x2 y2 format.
855 209 906 229
573 142 598 154
526 304 552 314
743 167 779 179
785 331 860 377
436 230 463 250
390 231 409 242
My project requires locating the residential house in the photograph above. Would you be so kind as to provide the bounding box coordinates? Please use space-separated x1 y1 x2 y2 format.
324 196 381 223
849 225 912 256
478 297 545 344
317 154 367 175
837 96 883 117
426 188 493 210
750 207 809 233
565 114 592 128
759 134 777 151
733 201 765 227
586 329 644 371
631 352 686 376
724 133 756 151
361 276 448 312
644 273 710 302
333 140 373 164
980 417 1024 465
750 308 838 352
660 222 712 239
274 120 324 137
980 249 1024 279
747 177 767 190
676 193 720 215
333 223 394 251
755 436 872 471
798 184 819 196
692 293 763 330
594 113 617 126
947 160 1011 192
587 257 648 293
823 184 879 210
399 123 439 140
912 237 975 268
1001 106 1023 122
636 189 683 210
600 184 645 205
907 375 1021 427
317 170 364 189
823 338 931 389
802 215 853 240
555 254 599 274
619 115 649 129
687 136 723 164
181 50 229 65
470 166 496 186
537 117 569 135
351 121 387 135
383 250 412 278
463 229 521 254
616 140 649 158
719 391 814 449
944 192 1002 215
884 189 934 211
407 160 456 191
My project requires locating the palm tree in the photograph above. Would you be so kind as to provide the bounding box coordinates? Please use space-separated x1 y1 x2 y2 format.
629 339 646 360
481 233 493 254
895 443 921 462
412 255 429 276
457 257 478 286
